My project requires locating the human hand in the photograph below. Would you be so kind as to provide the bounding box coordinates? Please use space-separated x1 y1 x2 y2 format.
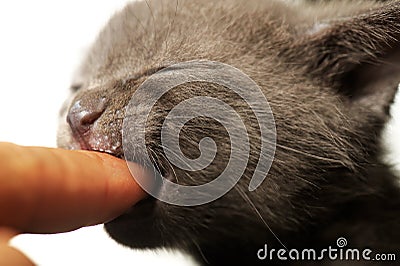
0 142 148 265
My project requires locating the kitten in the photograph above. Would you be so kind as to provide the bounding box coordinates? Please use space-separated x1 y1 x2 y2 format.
58 0 400 265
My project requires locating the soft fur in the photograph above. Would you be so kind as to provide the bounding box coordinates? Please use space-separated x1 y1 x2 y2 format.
58 0 400 265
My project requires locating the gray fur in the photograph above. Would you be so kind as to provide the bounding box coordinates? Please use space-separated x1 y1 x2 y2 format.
58 0 400 265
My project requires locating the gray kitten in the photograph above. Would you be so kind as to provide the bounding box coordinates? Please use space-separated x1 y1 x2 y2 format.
57 0 400 265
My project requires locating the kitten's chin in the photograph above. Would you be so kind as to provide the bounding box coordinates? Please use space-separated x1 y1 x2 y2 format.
104 198 164 249
58 118 163 247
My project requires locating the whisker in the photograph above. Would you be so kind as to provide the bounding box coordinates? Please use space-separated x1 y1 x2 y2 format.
161 144 197 172
234 186 287 250
276 143 345 165
250 163 320 188
192 239 209 264
145 0 158 45
148 149 164 177
156 146 181 183
164 0 179 53
125 6 152 55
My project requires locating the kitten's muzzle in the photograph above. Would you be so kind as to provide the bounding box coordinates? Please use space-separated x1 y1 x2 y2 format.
67 97 107 134
66 96 108 150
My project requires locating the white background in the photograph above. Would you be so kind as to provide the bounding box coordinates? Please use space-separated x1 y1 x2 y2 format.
0 1 399 265
0 1 195 265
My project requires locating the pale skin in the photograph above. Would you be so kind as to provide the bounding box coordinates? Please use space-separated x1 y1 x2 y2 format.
0 142 148 265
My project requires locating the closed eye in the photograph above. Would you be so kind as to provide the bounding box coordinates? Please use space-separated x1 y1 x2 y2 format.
70 84 83 92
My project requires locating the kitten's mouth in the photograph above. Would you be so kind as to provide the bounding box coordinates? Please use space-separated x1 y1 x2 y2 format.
68 128 124 158
92 147 125 160
67 128 164 205
87 141 160 216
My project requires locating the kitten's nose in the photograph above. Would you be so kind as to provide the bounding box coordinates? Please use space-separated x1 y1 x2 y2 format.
67 97 107 135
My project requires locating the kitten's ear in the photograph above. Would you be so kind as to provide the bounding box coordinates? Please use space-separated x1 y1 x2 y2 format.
286 2 400 117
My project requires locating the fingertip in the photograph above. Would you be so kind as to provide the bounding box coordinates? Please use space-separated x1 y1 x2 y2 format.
0 143 150 233
0 225 33 265
0 244 35 266
0 227 19 244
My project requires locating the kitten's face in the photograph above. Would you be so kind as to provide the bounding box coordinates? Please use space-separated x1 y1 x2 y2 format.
57 0 400 263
